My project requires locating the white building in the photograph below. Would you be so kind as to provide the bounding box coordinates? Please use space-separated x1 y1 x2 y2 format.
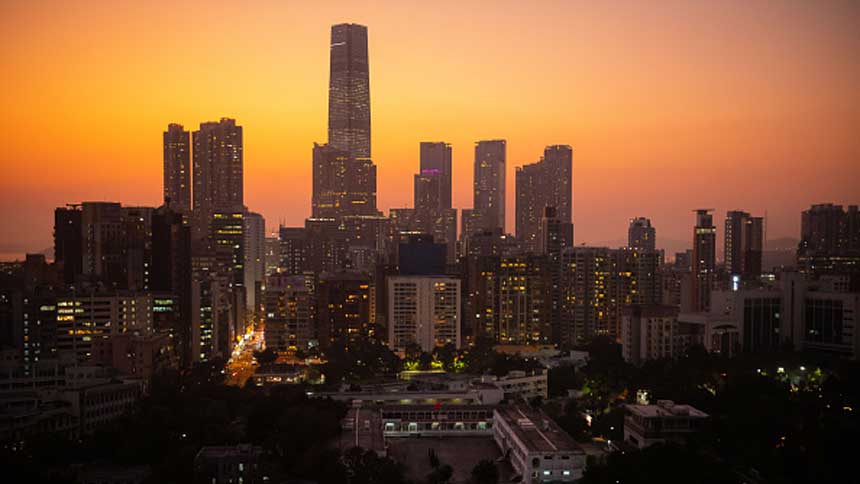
623 400 708 449
482 369 548 400
493 404 586 483
388 276 460 353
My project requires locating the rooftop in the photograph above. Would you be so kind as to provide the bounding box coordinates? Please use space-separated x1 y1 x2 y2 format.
625 400 708 419
495 404 583 454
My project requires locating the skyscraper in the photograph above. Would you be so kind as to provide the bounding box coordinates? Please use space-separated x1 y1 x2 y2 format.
543 145 573 224
328 23 371 160
163 123 190 213
474 140 506 232
54 205 83 285
515 145 573 250
192 118 243 244
628 217 656 251
244 211 266 311
724 210 763 280
797 204 860 285
692 209 716 311
313 24 378 219
418 141 452 211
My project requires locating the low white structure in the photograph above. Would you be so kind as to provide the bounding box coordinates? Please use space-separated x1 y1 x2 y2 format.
493 404 586 483
623 400 708 449
482 369 548 400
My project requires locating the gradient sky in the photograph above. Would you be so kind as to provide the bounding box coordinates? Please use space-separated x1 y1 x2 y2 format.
1 0 858 259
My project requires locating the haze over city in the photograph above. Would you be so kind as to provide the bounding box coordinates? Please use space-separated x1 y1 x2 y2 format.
1 0 858 258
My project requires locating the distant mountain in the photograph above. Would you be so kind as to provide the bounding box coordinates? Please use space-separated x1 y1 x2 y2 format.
584 237 690 256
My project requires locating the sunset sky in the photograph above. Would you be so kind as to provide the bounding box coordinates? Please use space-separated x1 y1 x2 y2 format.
1 0 858 259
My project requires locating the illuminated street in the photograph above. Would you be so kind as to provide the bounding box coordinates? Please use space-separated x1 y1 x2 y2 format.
225 322 265 386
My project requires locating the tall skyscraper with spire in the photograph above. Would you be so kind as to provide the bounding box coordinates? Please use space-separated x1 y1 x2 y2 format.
313 23 377 218
163 123 190 213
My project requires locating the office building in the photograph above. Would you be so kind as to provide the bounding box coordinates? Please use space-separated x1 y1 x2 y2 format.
328 23 371 160
313 23 378 220
388 276 461 352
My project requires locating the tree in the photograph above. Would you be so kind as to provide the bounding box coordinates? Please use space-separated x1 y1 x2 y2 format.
471 460 499 484
426 464 453 484
253 347 278 365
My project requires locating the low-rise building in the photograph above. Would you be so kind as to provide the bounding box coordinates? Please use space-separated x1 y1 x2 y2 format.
493 404 586 483
194 444 264 484
482 369 548 400
623 399 708 449
381 404 495 437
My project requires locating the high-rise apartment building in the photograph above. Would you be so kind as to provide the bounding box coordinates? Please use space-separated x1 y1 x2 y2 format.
417 141 453 211
244 211 266 312
691 209 717 312
628 217 656 252
81 202 127 289
264 274 315 352
151 204 193 367
387 276 461 353
55 205 83 285
192 118 243 245
724 210 764 281
474 140 506 232
560 247 612 345
515 145 573 251
316 271 373 347
163 123 190 214
797 204 860 287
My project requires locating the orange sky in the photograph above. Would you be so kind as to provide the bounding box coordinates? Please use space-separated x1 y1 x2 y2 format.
1 0 858 258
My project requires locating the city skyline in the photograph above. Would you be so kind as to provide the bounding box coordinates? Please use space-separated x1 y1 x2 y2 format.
1 0 859 258
2 5 859 482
